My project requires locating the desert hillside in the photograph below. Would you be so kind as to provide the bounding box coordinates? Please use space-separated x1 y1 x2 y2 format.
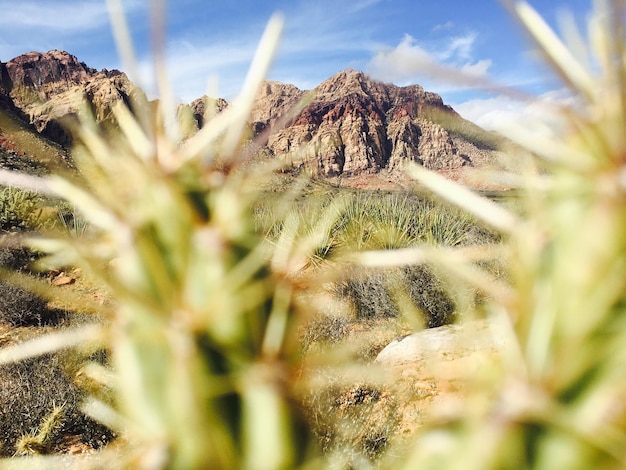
0 50 507 184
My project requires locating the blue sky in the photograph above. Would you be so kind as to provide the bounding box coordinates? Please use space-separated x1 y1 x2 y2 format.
0 0 593 130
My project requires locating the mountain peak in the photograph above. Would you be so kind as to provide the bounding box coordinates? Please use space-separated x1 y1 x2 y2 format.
6 50 97 96
0 50 502 182
253 71 492 177
314 69 384 101
2 50 137 145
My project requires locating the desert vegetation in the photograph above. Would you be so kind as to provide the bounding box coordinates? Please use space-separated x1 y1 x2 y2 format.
0 0 626 469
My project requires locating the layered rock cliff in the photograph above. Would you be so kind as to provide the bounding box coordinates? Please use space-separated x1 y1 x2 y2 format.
1 50 502 179
3 50 138 145
248 70 494 177
0 61 12 105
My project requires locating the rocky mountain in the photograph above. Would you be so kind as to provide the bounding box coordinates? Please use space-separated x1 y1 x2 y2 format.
1 50 138 146
244 70 503 178
0 50 504 180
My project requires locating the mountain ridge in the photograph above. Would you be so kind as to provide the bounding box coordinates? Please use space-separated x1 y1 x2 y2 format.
0 50 506 183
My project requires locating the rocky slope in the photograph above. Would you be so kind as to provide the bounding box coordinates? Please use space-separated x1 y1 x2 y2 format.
0 58 70 173
2 50 138 146
244 70 503 177
0 50 504 180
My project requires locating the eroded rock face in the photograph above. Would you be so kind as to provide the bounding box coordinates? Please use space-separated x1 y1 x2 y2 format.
252 70 471 176
5 50 95 101
0 62 15 116
4 50 138 145
2 51 500 177
0 61 10 97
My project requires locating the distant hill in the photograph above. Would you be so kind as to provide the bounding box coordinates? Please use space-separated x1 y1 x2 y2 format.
0 50 508 182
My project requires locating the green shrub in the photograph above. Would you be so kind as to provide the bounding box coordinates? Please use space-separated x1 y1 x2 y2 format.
0 187 46 233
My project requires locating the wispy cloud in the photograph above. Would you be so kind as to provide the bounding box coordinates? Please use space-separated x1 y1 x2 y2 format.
0 0 144 33
140 0 384 101
440 33 477 61
432 21 454 32
0 0 145 63
366 33 492 89
454 88 577 131
138 38 260 101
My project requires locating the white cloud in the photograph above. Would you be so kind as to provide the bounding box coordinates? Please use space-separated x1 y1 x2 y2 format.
0 0 142 33
460 59 492 77
366 33 492 88
366 35 435 82
432 21 454 32
440 33 477 61
454 88 578 132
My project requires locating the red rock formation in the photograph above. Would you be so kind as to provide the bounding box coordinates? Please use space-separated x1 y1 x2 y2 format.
5 50 95 101
1 51 503 178
254 70 473 176
4 50 137 145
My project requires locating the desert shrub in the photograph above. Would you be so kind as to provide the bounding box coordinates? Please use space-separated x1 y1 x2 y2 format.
0 352 113 456
0 281 65 327
337 265 455 327
0 187 46 233
403 265 456 327
300 313 351 351
0 246 40 272
302 379 400 466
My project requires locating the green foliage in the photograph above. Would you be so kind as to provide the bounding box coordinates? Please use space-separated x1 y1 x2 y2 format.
257 186 491 264
257 187 484 328
0 187 46 233
51 201 91 238
334 190 479 250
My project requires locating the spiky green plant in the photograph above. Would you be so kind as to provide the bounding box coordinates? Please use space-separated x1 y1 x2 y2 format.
1 1 625 469
0 9 330 470
357 1 626 468
0 187 45 233
14 405 65 456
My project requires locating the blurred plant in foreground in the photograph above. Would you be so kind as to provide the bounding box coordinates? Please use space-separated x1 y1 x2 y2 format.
357 0 626 468
0 9 329 469
0 0 625 469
